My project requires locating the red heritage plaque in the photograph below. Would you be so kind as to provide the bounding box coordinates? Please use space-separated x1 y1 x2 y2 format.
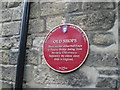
43 24 89 73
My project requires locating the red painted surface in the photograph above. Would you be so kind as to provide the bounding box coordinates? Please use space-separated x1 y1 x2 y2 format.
43 24 89 73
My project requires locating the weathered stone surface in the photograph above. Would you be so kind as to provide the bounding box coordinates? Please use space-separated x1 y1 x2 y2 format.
118 2 120 21
66 2 79 13
41 2 66 16
2 9 12 22
2 81 12 88
28 19 45 34
85 51 117 67
7 2 21 8
82 2 115 10
0 51 2 64
30 2 41 18
0 24 2 35
24 65 34 82
26 49 38 65
2 21 21 36
96 77 117 88
118 78 120 89
92 33 115 46
98 70 119 76
12 6 22 20
1 50 9 64
2 66 16 82
27 35 33 48
33 37 45 48
41 55 46 64
66 70 90 87
46 16 65 31
40 2 66 16
0 37 12 50
69 11 115 31
2 2 7 9
9 49 18 65
10 36 20 49
40 2 81 16
116 69 120 75
34 65 90 87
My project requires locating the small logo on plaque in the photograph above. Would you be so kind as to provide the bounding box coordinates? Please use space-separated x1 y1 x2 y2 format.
62 26 68 33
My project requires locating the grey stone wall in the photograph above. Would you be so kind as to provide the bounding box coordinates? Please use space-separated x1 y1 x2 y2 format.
0 1 120 89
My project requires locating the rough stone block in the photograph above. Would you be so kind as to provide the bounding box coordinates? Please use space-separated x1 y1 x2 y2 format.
116 69 120 75
0 37 12 50
33 37 45 48
85 51 117 67
2 9 12 22
2 66 16 82
82 2 115 11
66 2 79 13
92 33 115 46
0 51 2 64
96 77 117 88
1 50 10 64
117 77 120 89
30 2 41 18
1 81 12 88
26 49 38 65
0 23 2 34
33 65 90 87
12 6 22 20
41 55 46 64
2 2 7 9
9 49 18 65
46 16 65 31
26 35 33 48
28 19 45 34
24 65 34 82
98 70 119 76
7 2 21 8
2 21 21 36
40 2 66 16
10 36 20 49
69 11 115 31
118 2 120 21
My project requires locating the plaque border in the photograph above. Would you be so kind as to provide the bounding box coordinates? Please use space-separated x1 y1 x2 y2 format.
43 23 89 73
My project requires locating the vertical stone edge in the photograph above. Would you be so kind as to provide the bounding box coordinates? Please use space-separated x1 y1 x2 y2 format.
118 1 120 90
0 0 2 89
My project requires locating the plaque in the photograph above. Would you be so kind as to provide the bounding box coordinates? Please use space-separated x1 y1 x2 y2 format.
43 24 89 73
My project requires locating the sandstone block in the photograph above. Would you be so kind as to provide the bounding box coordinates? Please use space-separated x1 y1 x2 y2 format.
46 16 65 31
2 9 12 22
33 37 45 48
1 50 10 64
96 77 117 88
2 66 16 82
30 2 41 18
7 2 21 8
92 33 115 46
83 2 115 11
69 11 115 31
40 2 66 16
12 6 22 20
0 37 12 50
26 49 38 65
85 51 117 67
28 19 45 34
34 65 90 87
2 21 21 36
9 50 18 65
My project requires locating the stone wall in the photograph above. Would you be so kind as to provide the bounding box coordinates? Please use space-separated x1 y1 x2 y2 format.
0 1 120 89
